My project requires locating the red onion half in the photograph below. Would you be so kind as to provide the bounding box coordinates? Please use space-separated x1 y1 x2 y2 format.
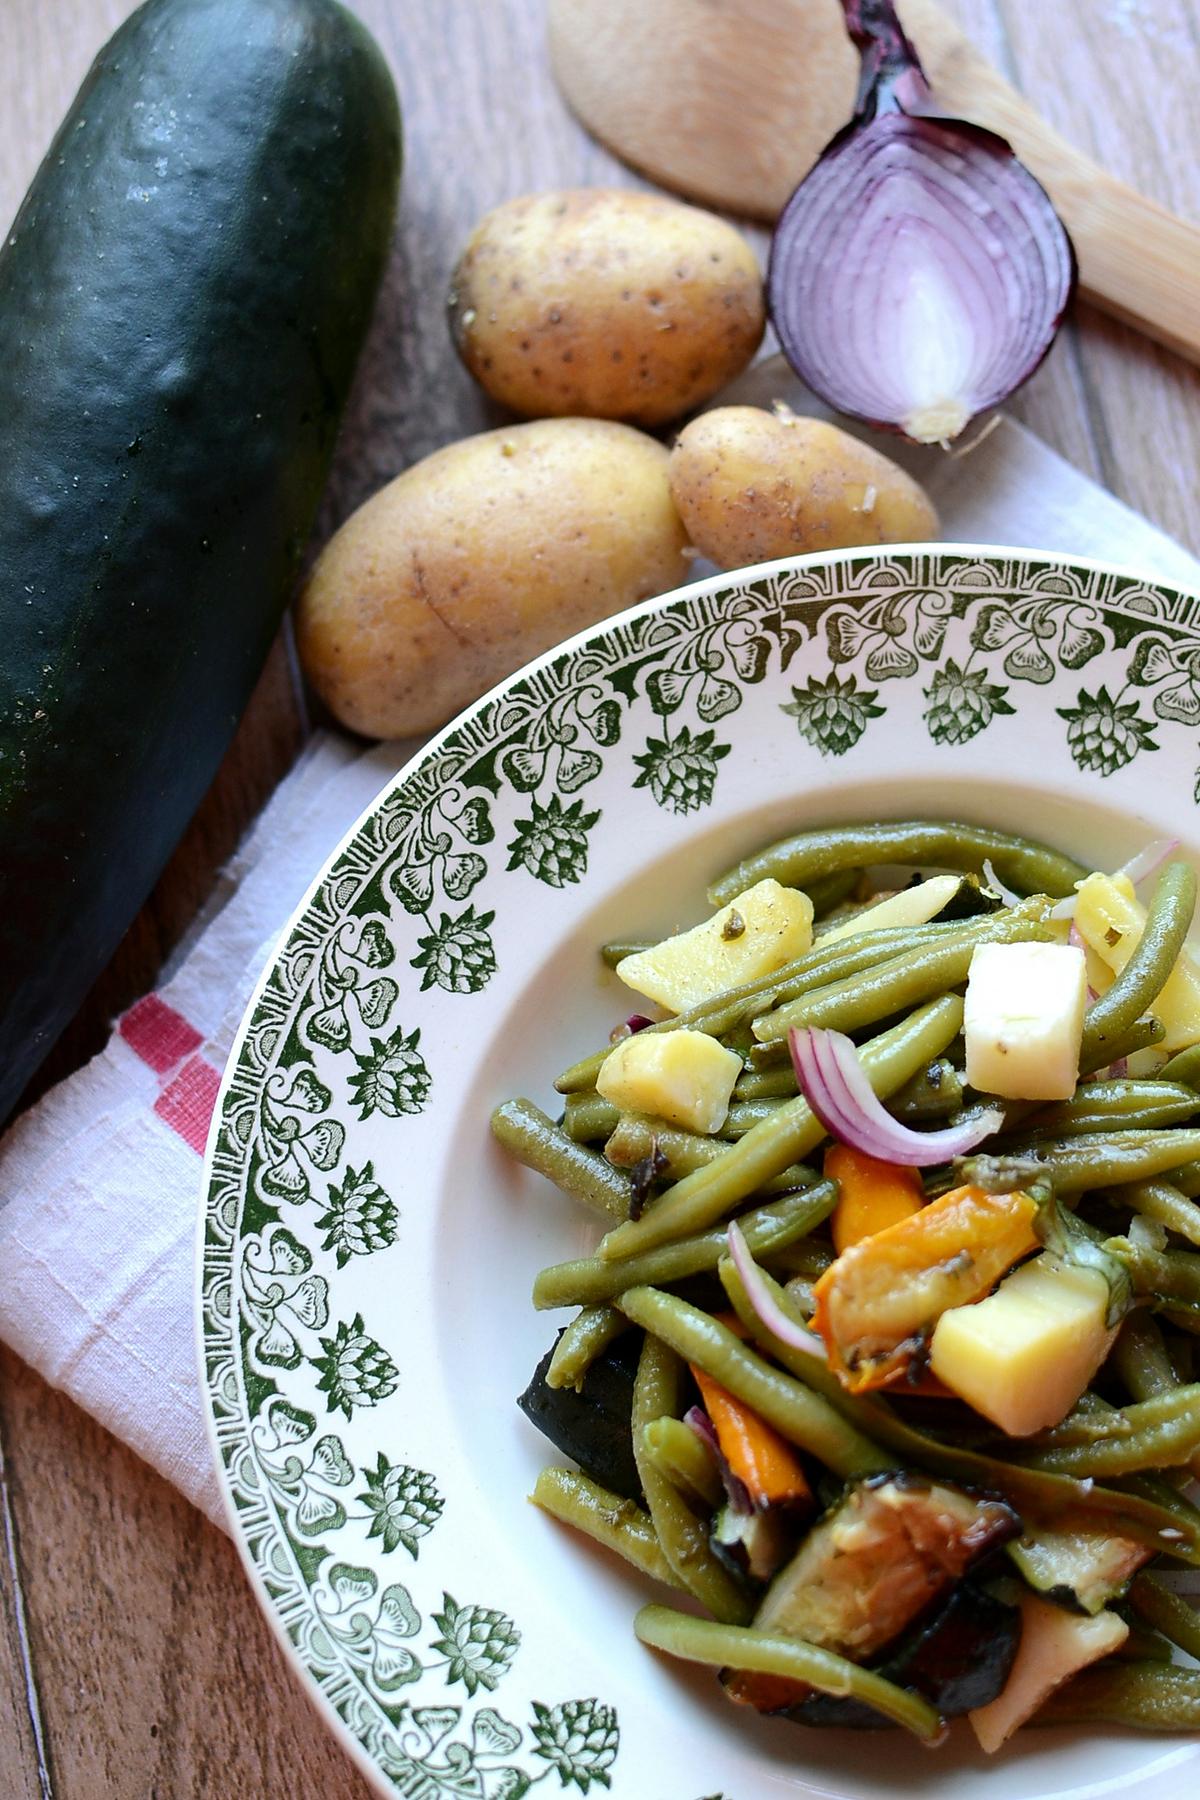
790 1024 1003 1166
726 1221 827 1358
768 1 1076 444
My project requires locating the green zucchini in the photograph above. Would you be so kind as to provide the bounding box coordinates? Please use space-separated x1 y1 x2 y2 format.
1009 1525 1151 1615
0 0 400 1121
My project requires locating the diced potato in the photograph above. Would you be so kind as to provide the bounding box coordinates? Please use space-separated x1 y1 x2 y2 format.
930 1254 1115 1436
964 940 1087 1100
969 1592 1128 1753
616 879 813 1014
596 1029 742 1134
816 873 965 947
1074 870 1200 1051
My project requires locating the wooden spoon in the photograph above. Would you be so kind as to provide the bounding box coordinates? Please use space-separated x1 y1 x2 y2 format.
548 0 1200 365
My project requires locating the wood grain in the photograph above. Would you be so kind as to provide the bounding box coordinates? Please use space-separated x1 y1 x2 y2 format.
0 1 1197 1795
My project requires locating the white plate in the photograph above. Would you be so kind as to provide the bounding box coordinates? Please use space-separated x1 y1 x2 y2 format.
200 545 1200 1798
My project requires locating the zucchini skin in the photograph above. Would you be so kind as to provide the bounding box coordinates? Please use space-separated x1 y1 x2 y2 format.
0 0 400 1120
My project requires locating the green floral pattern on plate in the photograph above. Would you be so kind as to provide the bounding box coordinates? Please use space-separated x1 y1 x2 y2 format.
202 549 1198 1796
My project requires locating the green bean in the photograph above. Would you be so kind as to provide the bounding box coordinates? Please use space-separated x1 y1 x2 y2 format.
530 1467 677 1586
633 1606 945 1743
562 1092 621 1143
709 819 1087 908
1033 1663 1200 1731
1025 1081 1200 1138
545 1305 628 1391
554 921 957 1092
1112 1310 1179 1401
1022 1385 1200 1449
641 1417 723 1510
603 1115 817 1195
600 939 652 968
597 994 963 1261
1130 1572 1200 1662
761 1239 836 1278
534 1182 837 1310
1159 1040 1200 1091
888 1058 964 1122
1110 1180 1200 1248
716 1260 1200 1559
1170 1160 1200 1197
753 904 1054 1043
1081 864 1198 1068
632 1335 751 1624
489 1099 632 1222
723 1098 787 1137
617 1286 890 1479
734 1065 798 1100
1107 1234 1200 1308
1111 1620 1177 1663
807 867 863 918
962 1129 1200 1195
1078 1014 1166 1077
1013 1391 1200 1476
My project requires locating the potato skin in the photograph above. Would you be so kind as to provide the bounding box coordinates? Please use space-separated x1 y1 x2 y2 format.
669 406 939 568
296 418 690 738
448 189 765 427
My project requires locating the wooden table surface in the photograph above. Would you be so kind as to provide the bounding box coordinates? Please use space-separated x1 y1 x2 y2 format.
1 1 1197 1793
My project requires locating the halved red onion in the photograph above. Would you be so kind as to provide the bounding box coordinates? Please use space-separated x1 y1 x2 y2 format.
1116 837 1181 889
790 1025 1003 1166
726 1221 827 1357
767 1 1075 444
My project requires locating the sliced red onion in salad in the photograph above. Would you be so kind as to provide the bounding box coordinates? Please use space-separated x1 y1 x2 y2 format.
767 0 1075 444
726 1220 826 1357
982 858 1023 908
790 1025 1003 1166
1051 836 1181 922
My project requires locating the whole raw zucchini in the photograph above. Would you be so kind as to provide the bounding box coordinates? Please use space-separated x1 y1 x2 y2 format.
0 0 400 1121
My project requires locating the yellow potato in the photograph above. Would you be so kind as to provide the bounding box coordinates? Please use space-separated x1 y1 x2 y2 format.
448 189 765 427
668 405 939 568
296 418 690 739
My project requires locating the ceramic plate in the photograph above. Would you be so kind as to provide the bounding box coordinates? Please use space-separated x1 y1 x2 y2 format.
200 546 1200 1799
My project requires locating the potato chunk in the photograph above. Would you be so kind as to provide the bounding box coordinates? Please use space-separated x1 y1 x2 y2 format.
964 940 1087 1101
930 1255 1115 1436
969 1593 1128 1753
616 879 813 1014
596 1029 742 1134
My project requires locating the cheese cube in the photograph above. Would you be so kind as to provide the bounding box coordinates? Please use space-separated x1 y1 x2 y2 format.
596 1029 742 1134
963 940 1086 1100
930 1254 1115 1436
616 879 812 1015
969 1593 1128 1753
1074 870 1200 1052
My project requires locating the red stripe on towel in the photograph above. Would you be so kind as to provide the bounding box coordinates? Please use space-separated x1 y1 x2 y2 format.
118 994 204 1074
154 1055 221 1155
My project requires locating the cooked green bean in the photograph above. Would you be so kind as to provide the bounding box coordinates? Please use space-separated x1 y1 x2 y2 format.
1107 1234 1200 1307
807 867 862 918
1014 1390 1200 1476
1110 1179 1200 1248
1170 1160 1200 1197
597 994 963 1261
554 920 958 1093
603 1115 816 1194
1111 1620 1176 1663
1080 864 1198 1068
760 1239 836 1278
1159 1040 1200 1091
1129 1572 1200 1661
961 1129 1200 1194
600 939 652 968
734 1065 798 1100
489 1099 631 1222
633 1606 945 1743
752 904 1054 1043
562 1092 621 1143
1112 1311 1179 1401
632 1335 751 1624
530 1467 677 1586
534 1182 837 1310
641 1417 723 1510
545 1305 628 1391
716 1260 1200 1558
888 1058 964 1122
1078 1014 1166 1077
1025 1081 1200 1138
616 1286 890 1479
1033 1662 1200 1731
1021 1385 1200 1449
709 819 1087 908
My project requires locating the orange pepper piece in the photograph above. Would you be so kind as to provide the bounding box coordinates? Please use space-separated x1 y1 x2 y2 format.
826 1142 925 1253
689 1365 812 1509
810 1184 1039 1395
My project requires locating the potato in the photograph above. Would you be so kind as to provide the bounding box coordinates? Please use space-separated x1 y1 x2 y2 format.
447 189 765 427
296 418 690 738
668 405 939 568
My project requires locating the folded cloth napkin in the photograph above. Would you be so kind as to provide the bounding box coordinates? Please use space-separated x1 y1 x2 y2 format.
1 405 1198 1530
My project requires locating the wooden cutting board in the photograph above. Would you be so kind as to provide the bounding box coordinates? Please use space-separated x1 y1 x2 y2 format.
548 0 1200 365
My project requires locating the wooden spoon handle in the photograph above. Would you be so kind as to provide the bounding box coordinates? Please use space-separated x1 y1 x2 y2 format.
901 0 1200 363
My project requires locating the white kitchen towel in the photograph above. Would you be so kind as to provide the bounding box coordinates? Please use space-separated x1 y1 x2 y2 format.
0 403 1198 1528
